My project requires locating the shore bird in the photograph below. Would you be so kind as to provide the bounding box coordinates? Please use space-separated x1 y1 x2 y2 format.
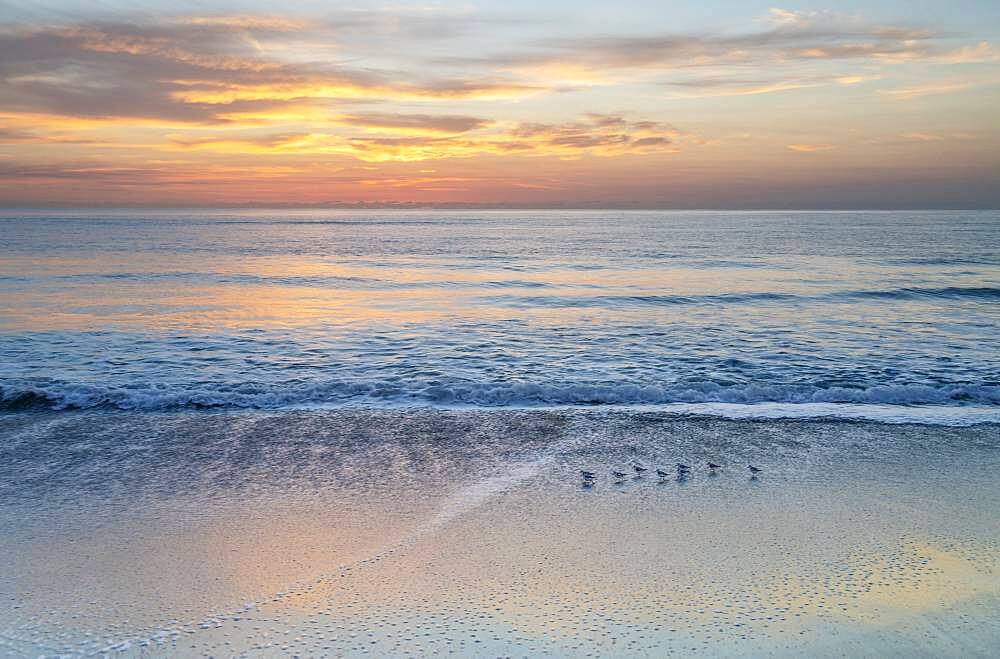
611 470 627 481
580 470 596 481
748 464 762 476
655 468 670 478
708 462 722 472
633 463 648 475
676 463 691 474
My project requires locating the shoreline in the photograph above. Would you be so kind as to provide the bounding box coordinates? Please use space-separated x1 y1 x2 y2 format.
2 409 999 656
3 401 1000 427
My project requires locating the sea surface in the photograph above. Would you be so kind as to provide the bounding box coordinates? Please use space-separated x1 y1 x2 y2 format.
1 209 998 424
3 210 1000 657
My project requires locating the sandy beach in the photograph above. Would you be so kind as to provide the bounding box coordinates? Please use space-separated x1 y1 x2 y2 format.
3 0 999 652
2 409 998 657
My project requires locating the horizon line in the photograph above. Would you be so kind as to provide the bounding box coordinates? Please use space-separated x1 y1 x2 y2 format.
2 204 998 212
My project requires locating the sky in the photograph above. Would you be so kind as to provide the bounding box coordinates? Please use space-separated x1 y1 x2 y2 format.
1 0 999 208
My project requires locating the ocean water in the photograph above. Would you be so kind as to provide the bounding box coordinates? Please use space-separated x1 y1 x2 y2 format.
1 209 998 423
3 211 1000 656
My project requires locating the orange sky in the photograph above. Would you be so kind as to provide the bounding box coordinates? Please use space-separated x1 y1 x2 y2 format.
1 2 999 207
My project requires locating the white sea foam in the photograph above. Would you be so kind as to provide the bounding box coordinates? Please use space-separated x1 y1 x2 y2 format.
630 402 1000 426
3 378 999 425
2 210 999 430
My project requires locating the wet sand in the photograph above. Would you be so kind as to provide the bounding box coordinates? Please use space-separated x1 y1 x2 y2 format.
1 409 999 656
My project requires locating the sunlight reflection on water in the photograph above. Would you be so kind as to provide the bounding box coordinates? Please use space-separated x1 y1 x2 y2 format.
1 209 998 412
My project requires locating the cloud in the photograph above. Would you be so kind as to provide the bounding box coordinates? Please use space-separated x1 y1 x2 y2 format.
0 127 51 142
665 73 878 97
0 161 176 183
2 8 992 128
860 131 982 147
331 113 493 135
166 78 541 106
786 143 834 152
879 80 976 99
167 132 316 151
178 15 316 31
0 124 104 144
165 114 679 162
661 70 885 98
901 132 946 142
0 20 548 125
468 8 942 82
2 7 997 208
934 42 1000 64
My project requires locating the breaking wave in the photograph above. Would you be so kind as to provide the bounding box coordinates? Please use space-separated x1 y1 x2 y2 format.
3 378 999 422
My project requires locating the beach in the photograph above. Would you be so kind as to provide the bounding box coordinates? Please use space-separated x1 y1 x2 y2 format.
1 209 998 655
3 0 1000 652
2 409 998 656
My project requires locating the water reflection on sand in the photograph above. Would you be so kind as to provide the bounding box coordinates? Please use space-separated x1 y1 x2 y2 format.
1 410 998 656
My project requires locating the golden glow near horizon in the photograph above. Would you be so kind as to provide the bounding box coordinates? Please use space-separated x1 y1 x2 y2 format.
1 3 999 207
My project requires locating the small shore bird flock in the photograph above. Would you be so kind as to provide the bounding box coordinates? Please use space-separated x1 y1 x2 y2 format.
580 462 763 484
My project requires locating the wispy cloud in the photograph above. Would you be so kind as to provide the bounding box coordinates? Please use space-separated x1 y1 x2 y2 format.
0 20 548 125
901 132 946 142
934 41 1000 64
666 73 876 97
879 80 976 99
165 114 680 162
468 8 945 83
1 5 997 207
331 113 493 135
0 126 101 144
786 143 834 153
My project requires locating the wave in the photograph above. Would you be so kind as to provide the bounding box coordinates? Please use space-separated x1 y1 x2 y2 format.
8 266 998 304
846 286 1000 301
10 271 557 291
882 256 998 266
480 286 1000 308
3 378 998 421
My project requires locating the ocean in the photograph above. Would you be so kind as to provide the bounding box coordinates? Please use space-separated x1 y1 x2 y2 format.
1 209 998 423
3 209 1000 656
